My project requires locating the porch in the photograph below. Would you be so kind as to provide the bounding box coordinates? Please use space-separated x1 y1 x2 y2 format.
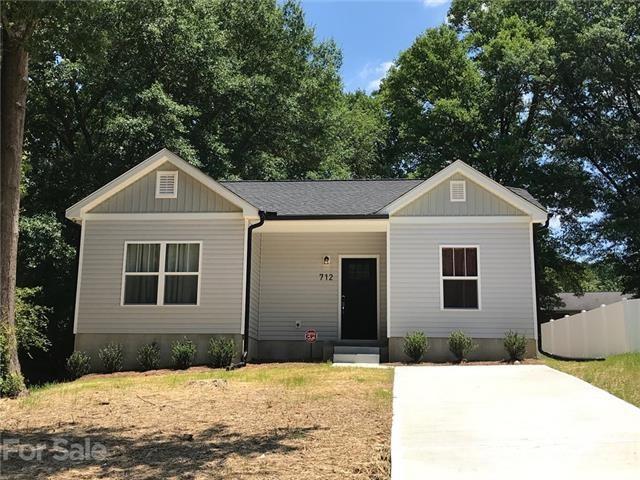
246 219 388 362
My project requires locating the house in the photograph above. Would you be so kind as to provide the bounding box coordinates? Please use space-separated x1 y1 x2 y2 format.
66 149 548 366
546 292 625 320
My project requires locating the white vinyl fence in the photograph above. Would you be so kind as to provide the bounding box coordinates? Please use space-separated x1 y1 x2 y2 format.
541 298 640 359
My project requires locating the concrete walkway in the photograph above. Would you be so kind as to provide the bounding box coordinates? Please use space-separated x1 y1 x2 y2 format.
392 365 640 479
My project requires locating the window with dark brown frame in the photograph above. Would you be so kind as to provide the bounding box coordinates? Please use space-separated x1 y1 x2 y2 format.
441 247 479 309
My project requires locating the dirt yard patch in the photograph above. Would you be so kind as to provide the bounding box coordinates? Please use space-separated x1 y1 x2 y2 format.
0 363 393 479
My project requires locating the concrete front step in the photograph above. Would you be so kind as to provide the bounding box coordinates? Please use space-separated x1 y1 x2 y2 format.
333 353 380 364
334 346 380 355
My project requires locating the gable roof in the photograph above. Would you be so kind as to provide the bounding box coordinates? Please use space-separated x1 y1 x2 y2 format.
222 179 544 218
65 149 259 220
378 160 548 222
66 149 546 221
221 179 423 216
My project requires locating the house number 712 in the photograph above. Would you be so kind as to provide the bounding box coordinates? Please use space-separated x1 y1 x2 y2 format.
319 273 334 281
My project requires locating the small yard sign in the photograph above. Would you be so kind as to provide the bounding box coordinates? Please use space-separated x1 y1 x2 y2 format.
305 329 317 343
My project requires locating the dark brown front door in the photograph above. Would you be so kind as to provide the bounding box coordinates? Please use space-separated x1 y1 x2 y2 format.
341 258 377 340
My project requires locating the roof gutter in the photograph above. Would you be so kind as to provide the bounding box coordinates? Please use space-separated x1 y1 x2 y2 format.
533 214 604 362
264 213 389 220
243 210 266 361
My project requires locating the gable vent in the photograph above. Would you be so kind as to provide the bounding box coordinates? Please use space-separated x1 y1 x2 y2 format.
450 180 466 202
156 171 178 198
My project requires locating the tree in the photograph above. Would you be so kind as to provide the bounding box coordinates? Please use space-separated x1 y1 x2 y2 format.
17 0 384 382
17 214 75 382
311 91 391 179
547 0 640 295
378 1 630 309
379 26 484 177
0 1 52 393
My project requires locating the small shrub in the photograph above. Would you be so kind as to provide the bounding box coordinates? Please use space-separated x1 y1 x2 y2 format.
171 337 197 369
208 337 235 368
66 351 92 379
403 331 429 363
137 342 160 371
448 330 477 362
504 330 527 361
0 372 25 398
98 343 124 373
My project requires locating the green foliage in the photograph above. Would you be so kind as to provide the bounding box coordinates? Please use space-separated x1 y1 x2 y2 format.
0 372 26 398
402 331 429 363
66 351 92 379
17 214 76 382
448 330 477 362
577 261 623 293
207 337 235 368
16 1 385 384
15 287 51 358
137 342 160 371
1 289 49 394
503 330 527 361
14 0 640 385
445 0 640 295
98 343 124 373
379 26 484 175
171 338 197 370
24 0 352 208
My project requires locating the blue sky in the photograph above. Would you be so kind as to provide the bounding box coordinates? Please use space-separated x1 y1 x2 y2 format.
301 0 452 92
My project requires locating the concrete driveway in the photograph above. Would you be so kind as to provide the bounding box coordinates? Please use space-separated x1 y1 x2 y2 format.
392 365 640 479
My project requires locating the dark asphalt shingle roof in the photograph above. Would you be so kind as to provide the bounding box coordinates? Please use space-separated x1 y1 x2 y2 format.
221 179 424 216
221 179 545 217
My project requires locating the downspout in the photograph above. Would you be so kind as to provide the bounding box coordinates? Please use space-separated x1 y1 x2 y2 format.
533 214 604 362
243 210 266 361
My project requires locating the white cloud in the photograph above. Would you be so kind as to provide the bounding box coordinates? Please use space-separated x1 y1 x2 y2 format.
423 0 449 7
359 61 393 93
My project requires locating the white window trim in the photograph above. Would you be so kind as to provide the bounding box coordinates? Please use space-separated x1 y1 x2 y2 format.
120 240 202 307
439 245 481 311
155 171 178 199
449 180 466 202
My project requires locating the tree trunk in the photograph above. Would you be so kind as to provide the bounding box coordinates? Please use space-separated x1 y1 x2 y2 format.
0 25 30 385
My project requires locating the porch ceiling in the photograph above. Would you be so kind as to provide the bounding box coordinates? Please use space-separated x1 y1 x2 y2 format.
257 218 388 233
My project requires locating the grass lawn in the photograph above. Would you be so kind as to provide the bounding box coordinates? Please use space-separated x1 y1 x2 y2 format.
0 363 393 479
544 353 640 408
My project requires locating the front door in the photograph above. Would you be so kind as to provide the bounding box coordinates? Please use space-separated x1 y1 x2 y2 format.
341 258 377 340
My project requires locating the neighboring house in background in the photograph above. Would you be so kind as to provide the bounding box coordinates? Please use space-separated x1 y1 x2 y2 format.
549 292 625 319
66 149 548 367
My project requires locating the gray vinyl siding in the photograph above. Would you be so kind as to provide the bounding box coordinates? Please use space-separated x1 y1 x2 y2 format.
257 232 387 341
76 219 245 334
389 222 535 338
396 173 526 216
248 233 261 340
90 162 241 213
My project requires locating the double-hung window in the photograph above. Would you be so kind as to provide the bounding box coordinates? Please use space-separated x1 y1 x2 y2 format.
122 241 201 306
441 246 479 310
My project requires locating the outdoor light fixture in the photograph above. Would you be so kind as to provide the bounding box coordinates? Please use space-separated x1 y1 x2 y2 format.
323 255 331 265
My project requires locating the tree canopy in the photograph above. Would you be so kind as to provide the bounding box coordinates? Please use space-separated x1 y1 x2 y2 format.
8 0 638 383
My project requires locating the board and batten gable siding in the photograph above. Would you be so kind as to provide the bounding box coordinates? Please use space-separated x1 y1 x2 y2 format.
90 162 241 213
395 173 526 216
257 232 387 341
389 222 535 338
76 219 245 334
